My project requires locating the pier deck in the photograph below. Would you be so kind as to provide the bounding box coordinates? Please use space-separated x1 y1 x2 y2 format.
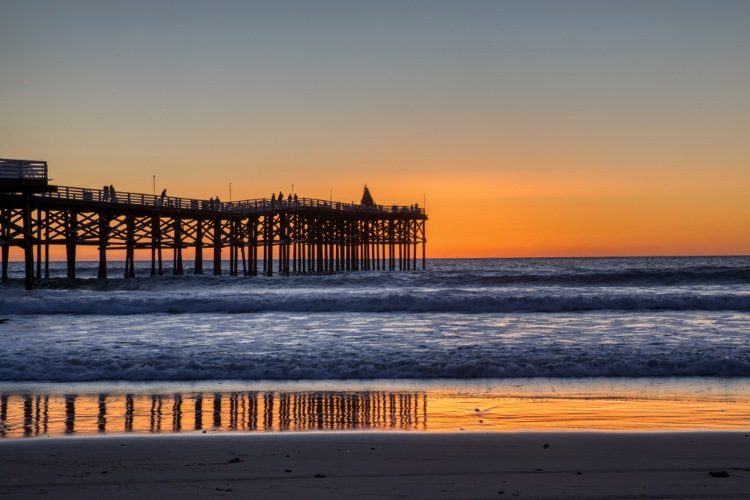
0 159 427 289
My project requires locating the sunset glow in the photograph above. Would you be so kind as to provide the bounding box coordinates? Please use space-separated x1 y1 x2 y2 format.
2 1 749 258
3 380 748 438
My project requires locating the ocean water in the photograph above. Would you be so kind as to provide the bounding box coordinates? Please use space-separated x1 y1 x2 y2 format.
1 256 749 381
2 256 750 436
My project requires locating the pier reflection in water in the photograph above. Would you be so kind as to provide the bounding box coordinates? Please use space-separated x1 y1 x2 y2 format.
3 379 749 438
0 391 427 438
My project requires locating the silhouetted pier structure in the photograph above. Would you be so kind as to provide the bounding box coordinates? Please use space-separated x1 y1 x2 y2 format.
0 159 427 289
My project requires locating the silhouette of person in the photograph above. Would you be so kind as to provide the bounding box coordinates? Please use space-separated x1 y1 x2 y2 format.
271 193 276 206
109 185 116 201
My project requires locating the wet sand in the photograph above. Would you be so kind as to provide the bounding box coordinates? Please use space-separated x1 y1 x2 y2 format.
3 378 750 438
2 432 749 499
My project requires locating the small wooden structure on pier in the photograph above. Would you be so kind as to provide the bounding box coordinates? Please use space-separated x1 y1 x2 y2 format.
0 159 427 289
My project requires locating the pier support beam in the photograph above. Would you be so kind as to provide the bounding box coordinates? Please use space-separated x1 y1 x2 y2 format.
97 213 109 279
194 221 203 275
124 215 135 278
264 216 274 276
35 209 42 279
1 207 9 280
66 212 77 279
1 244 8 281
44 210 50 279
22 194 34 290
151 216 162 276
173 218 183 275
213 219 222 276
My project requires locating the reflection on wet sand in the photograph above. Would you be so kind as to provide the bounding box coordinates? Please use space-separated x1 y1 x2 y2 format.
0 391 427 438
3 379 750 438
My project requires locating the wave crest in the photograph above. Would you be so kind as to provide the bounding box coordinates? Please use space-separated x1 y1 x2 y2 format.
2 289 750 315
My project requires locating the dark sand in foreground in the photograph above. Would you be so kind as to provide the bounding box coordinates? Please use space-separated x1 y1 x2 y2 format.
2 432 749 499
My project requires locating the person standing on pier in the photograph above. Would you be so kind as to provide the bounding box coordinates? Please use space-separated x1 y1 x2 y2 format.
109 185 116 202
160 189 166 206
102 185 109 201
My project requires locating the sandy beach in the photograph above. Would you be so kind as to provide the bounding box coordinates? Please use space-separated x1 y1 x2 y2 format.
2 432 749 499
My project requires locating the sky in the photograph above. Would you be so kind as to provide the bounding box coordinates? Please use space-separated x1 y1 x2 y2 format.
2 0 749 258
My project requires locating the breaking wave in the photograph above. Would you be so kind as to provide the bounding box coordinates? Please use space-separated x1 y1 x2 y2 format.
2 288 750 315
1 343 748 382
2 257 750 382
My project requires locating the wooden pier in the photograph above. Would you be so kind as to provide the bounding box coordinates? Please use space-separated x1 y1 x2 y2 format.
0 159 427 289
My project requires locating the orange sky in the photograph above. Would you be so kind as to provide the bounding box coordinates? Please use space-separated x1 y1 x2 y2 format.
2 1 749 258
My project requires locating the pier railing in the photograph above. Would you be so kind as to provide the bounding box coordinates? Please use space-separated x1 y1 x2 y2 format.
0 158 48 180
37 185 426 216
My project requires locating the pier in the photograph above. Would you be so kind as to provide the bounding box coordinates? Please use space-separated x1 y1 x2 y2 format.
0 158 427 289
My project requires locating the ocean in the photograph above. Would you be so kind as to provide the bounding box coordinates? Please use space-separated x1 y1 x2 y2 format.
1 256 750 436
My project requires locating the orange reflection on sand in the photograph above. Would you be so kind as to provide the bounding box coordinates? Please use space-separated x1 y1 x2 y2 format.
426 394 750 432
2 380 749 439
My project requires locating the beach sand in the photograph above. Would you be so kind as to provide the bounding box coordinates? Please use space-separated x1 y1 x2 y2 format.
2 432 749 499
